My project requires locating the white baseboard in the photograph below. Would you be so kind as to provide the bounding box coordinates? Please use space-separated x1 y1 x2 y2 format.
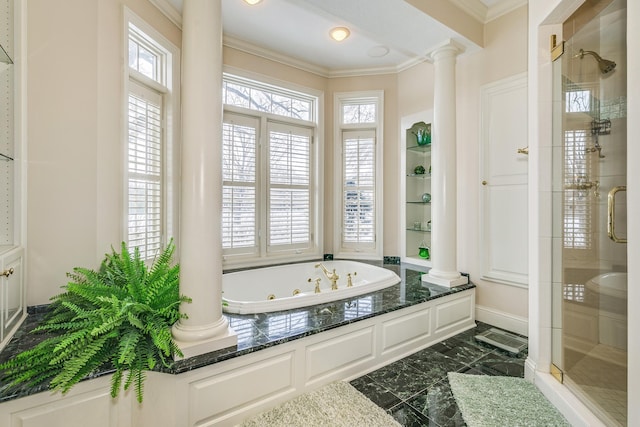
475 304 528 336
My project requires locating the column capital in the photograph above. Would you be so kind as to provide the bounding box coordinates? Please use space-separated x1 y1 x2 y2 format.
427 39 466 62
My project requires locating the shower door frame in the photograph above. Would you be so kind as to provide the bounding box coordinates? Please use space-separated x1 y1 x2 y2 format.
526 0 639 426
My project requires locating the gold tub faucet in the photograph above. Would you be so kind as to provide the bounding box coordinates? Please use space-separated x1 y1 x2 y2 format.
315 263 339 290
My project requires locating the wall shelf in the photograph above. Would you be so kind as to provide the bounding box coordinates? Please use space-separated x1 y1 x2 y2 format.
407 144 432 153
402 120 433 268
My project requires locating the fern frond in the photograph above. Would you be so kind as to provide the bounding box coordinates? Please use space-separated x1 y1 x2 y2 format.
134 368 146 403
110 367 124 399
0 240 188 402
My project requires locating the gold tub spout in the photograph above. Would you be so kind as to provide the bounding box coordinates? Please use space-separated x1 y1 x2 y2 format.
315 263 339 290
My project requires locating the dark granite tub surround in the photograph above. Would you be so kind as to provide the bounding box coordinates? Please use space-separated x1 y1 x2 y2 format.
0 263 475 401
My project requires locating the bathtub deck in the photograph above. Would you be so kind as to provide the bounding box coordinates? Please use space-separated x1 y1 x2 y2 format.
0 263 474 402
0 263 477 426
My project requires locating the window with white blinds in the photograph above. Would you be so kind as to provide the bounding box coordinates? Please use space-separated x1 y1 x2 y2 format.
222 114 258 254
268 123 312 250
222 107 317 264
334 92 383 258
125 15 178 262
563 129 593 250
127 81 163 259
342 130 375 246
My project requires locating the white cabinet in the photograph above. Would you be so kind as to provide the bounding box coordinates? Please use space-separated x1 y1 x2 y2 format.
0 246 24 349
402 120 433 267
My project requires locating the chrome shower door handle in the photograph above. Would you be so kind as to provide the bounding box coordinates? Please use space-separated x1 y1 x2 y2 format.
607 186 627 243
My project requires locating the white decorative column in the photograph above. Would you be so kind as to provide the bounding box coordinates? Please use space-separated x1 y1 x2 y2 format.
172 0 237 358
423 40 468 288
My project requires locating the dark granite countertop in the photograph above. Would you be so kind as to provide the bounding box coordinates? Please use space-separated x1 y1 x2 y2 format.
0 263 474 403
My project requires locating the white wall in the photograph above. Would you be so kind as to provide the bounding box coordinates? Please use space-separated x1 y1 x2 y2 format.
457 6 529 328
26 0 181 305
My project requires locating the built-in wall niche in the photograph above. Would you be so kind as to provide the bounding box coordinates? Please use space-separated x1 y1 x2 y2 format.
400 112 434 268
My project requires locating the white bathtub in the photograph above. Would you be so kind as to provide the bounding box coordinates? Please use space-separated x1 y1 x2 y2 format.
585 272 627 299
222 260 401 314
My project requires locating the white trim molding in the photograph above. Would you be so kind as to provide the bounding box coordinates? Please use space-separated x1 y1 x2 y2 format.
475 304 528 336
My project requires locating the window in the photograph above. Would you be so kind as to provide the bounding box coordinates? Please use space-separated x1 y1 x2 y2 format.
563 129 593 249
268 123 312 250
562 81 597 259
222 75 320 266
334 92 384 259
125 12 179 261
342 130 375 246
127 82 163 259
223 77 313 121
222 115 258 254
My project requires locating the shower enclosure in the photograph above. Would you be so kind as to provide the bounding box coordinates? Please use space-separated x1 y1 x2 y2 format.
551 0 627 425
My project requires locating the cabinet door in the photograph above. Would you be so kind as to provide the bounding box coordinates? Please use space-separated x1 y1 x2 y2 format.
2 248 23 341
479 74 528 286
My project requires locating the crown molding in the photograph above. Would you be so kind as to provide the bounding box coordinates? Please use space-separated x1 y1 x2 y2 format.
148 0 182 28
485 0 528 22
223 35 331 78
449 0 488 23
224 35 410 79
449 0 528 23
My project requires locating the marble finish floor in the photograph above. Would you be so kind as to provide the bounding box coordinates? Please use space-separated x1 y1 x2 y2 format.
350 322 528 427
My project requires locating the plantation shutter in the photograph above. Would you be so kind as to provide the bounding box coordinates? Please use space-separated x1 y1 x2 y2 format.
563 129 593 250
222 113 259 255
127 81 163 260
267 122 312 251
342 129 375 247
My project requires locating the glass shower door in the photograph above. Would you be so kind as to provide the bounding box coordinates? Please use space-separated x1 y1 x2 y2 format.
551 0 627 425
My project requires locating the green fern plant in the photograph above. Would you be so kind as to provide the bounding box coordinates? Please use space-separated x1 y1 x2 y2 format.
0 240 190 403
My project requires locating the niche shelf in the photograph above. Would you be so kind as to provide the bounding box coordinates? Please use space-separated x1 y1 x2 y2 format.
401 117 433 268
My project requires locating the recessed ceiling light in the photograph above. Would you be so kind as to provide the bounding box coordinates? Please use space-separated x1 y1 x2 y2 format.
243 0 262 5
329 27 350 42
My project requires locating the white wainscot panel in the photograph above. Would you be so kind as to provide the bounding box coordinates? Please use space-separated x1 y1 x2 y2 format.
305 326 374 385
189 352 295 426
434 294 474 335
484 184 529 284
382 308 431 354
9 389 117 427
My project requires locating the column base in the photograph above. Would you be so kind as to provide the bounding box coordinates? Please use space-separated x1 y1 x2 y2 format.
172 318 238 359
422 271 469 288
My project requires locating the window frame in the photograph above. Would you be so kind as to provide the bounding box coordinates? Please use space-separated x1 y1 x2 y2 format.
333 91 384 260
124 9 180 261
222 70 323 268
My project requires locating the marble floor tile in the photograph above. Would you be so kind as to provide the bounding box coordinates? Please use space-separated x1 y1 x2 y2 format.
352 322 527 427
469 351 526 377
389 402 435 426
365 360 436 401
350 375 402 410
404 379 467 427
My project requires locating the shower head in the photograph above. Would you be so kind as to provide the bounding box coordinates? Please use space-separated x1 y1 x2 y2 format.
574 49 617 74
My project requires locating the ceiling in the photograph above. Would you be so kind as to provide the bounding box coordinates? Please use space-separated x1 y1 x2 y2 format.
156 0 526 77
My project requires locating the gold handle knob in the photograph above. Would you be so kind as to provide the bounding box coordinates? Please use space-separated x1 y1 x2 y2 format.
1 267 14 277
482 180 487 186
